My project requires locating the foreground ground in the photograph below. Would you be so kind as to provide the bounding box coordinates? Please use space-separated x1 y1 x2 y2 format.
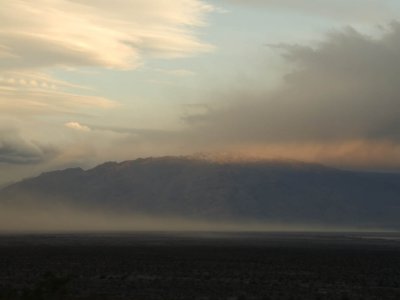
0 232 400 299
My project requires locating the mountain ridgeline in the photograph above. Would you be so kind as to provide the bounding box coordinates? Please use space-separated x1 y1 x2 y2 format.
2 156 400 229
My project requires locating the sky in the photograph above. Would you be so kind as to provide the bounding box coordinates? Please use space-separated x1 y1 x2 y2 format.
1 0 400 184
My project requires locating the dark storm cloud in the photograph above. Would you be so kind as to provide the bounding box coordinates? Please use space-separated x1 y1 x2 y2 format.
185 23 400 145
0 129 56 164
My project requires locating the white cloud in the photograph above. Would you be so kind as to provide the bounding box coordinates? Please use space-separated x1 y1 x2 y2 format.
0 71 88 90
0 71 117 115
0 0 214 71
0 0 213 125
65 122 91 132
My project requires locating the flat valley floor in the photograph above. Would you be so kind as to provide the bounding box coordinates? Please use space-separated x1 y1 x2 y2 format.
1 232 400 300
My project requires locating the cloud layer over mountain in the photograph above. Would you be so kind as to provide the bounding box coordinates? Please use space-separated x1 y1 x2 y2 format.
179 24 400 169
2 1 400 184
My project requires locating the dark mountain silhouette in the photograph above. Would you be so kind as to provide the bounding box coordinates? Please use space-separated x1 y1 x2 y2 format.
2 156 400 229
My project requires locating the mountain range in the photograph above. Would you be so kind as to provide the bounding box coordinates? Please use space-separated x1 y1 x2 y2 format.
2 156 400 229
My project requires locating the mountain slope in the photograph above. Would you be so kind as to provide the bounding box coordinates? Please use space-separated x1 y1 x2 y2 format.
2 156 400 229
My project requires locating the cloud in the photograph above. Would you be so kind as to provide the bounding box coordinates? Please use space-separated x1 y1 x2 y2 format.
0 71 88 90
6 23 400 174
65 122 91 132
4 1 400 180
176 23 400 169
186 24 400 142
216 140 400 172
0 0 212 145
0 0 214 71
0 0 214 183
0 73 117 115
0 127 56 164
